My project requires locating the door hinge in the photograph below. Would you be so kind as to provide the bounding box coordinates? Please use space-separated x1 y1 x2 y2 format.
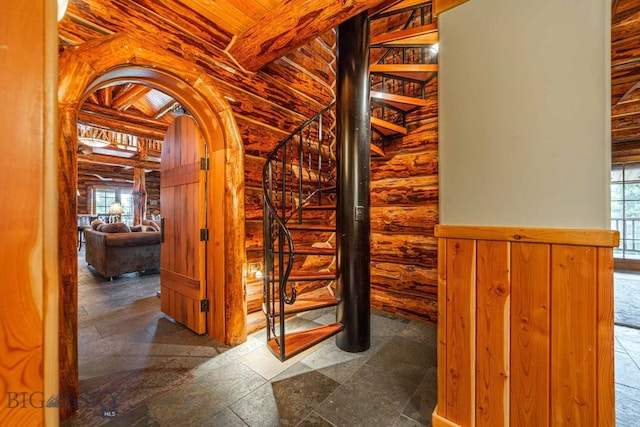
200 157 209 170
200 299 209 312
200 228 209 241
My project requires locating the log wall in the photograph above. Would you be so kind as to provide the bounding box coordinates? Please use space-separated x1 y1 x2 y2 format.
370 81 439 323
77 162 161 219
59 0 337 333
432 225 618 427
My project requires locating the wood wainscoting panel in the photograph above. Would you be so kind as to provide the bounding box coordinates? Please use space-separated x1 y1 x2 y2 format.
551 245 597 425
510 242 550 426
437 238 448 418
433 225 617 427
596 247 615 426
475 241 510 427
445 239 476 426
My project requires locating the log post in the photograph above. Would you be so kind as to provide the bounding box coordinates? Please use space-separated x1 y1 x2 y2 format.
336 11 371 352
132 167 147 224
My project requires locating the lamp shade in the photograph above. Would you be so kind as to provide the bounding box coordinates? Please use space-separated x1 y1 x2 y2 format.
108 201 125 215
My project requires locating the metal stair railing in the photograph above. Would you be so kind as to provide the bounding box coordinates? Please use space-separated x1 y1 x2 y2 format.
262 102 336 360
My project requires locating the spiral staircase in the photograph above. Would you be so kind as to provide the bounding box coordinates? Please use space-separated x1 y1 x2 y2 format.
262 0 438 361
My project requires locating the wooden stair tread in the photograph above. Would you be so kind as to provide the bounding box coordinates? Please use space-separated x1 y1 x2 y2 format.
272 271 336 281
371 23 437 46
370 64 438 82
371 91 430 112
370 143 385 157
268 323 343 360
371 116 408 137
287 223 335 232
267 295 338 316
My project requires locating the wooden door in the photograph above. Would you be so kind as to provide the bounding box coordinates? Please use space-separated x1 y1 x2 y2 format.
160 115 208 334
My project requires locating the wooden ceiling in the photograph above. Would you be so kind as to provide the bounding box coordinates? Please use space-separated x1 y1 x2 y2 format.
613 0 640 146
63 1 639 151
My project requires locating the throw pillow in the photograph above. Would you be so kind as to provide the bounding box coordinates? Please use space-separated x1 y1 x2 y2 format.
101 223 131 233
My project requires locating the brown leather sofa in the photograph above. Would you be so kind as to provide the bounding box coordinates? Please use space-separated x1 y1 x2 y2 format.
84 228 161 279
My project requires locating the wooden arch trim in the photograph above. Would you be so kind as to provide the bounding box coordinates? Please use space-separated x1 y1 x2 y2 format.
57 33 246 418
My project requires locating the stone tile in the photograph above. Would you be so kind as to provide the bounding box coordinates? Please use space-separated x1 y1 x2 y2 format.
315 363 417 427
616 383 640 427
301 335 387 384
147 362 265 425
398 321 437 347
402 366 437 426
103 404 160 426
371 312 410 338
201 408 248 427
230 370 339 427
239 339 323 380
615 350 640 389
297 411 336 426
394 414 424 427
367 336 436 385
615 325 640 368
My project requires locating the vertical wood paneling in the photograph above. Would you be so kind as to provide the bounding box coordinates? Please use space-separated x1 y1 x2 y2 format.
596 247 615 426
437 237 448 417
160 116 206 334
510 242 550 426
436 226 616 427
551 245 597 425
475 240 510 427
445 238 476 425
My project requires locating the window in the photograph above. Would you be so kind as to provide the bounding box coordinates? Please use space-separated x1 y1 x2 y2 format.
611 162 640 259
94 187 134 225
95 189 116 215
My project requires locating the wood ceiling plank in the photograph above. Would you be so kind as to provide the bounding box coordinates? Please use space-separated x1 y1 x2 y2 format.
176 0 258 35
229 0 388 72
130 0 233 48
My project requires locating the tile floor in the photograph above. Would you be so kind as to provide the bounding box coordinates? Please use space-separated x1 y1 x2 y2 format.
64 252 640 426
65 252 437 426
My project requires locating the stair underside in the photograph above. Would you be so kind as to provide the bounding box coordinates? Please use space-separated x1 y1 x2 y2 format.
275 244 335 256
371 91 430 112
371 23 437 46
371 116 408 137
370 64 438 82
287 223 335 232
268 322 343 360
271 271 336 282
370 0 428 17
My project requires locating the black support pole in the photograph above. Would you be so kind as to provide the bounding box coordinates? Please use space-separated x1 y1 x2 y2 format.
336 11 371 352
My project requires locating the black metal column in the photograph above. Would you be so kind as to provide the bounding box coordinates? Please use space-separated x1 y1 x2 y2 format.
336 11 371 352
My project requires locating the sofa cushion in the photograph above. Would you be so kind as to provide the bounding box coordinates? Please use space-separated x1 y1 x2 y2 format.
101 222 131 233
130 225 143 232
91 218 105 230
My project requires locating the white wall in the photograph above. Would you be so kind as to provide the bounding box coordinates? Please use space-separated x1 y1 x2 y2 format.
438 0 611 228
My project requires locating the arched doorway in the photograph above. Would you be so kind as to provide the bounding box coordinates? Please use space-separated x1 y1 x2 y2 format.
57 34 247 418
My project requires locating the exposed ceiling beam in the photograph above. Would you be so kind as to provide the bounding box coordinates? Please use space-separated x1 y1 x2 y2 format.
78 152 160 170
154 101 180 120
229 0 388 72
112 85 153 111
78 104 168 141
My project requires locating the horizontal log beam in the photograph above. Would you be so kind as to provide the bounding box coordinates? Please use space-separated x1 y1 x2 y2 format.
229 0 387 72
78 103 168 140
78 152 161 170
